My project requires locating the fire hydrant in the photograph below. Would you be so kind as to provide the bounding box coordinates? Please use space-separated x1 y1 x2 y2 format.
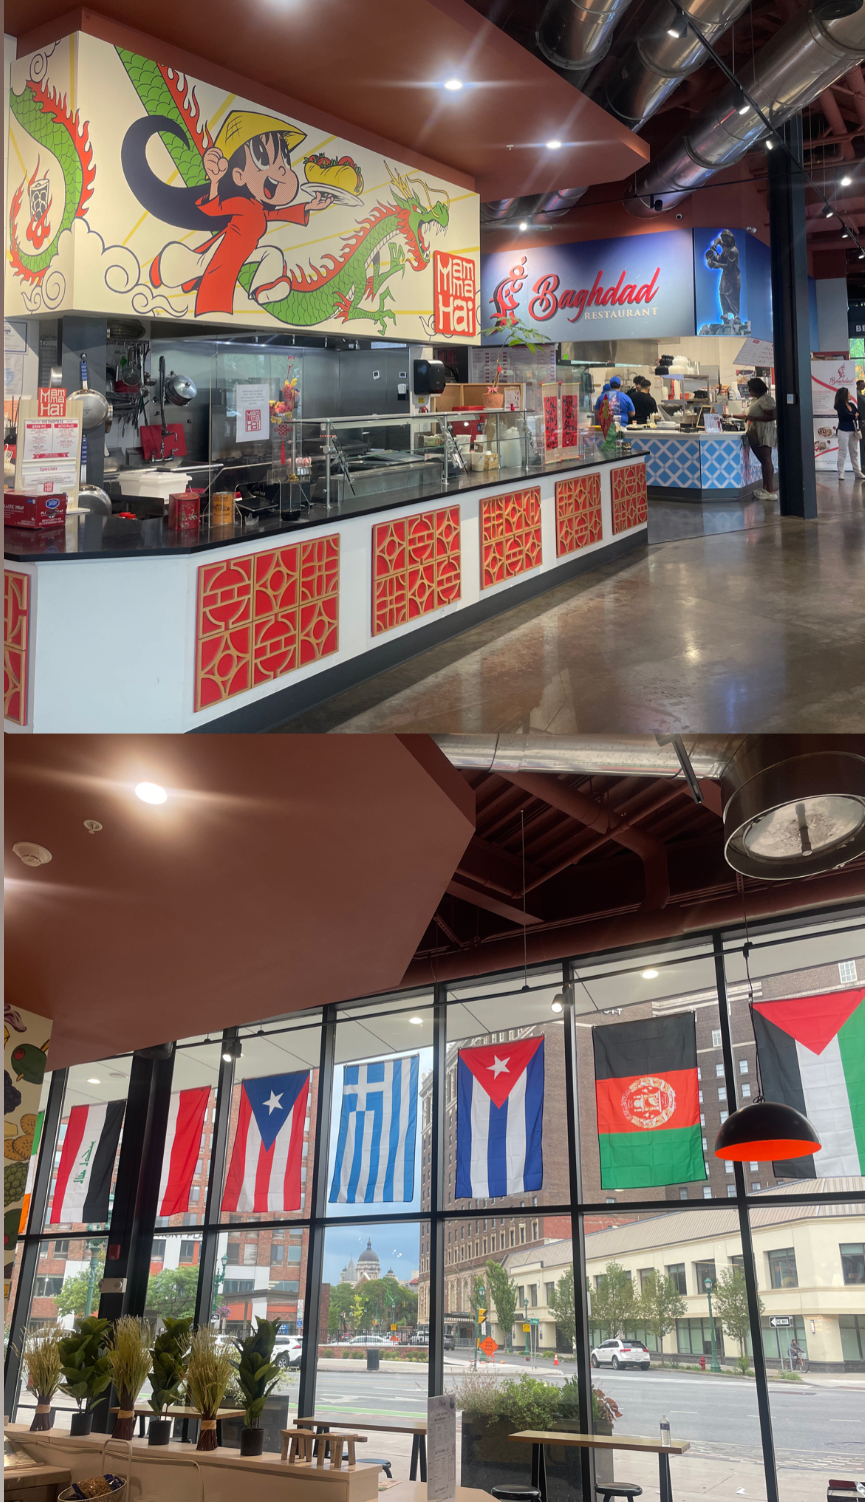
699 1356 707 1371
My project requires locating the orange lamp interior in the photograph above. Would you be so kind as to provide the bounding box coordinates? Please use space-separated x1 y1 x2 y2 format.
716 1140 823 1161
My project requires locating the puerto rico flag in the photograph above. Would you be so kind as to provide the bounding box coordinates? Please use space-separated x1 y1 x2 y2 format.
221 1071 309 1214
49 1100 125 1225
456 1038 544 1198
157 1087 210 1217
594 1014 706 1189
752 987 865 1176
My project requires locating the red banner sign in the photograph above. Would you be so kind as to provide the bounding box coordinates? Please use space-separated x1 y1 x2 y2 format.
434 251 477 338
37 387 67 417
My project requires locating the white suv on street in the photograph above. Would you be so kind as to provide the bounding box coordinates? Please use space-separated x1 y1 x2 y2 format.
590 1338 651 1370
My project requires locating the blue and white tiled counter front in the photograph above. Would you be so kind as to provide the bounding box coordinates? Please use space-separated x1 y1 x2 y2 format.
636 430 777 500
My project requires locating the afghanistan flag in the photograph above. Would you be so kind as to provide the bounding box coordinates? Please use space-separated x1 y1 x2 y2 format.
594 1014 706 1188
752 987 865 1177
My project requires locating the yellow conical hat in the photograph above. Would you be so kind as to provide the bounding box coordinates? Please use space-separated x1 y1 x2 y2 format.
213 110 306 160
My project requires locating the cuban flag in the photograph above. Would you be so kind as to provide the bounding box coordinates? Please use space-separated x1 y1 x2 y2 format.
329 1056 418 1203
456 1038 544 1198
221 1071 309 1214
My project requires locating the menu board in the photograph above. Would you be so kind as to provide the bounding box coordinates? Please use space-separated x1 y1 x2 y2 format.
14 400 82 498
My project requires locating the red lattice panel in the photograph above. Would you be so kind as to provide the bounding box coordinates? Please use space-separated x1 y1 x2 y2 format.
481 487 542 589
4 570 30 726
372 505 461 635
556 474 602 557
611 462 648 535
195 536 339 710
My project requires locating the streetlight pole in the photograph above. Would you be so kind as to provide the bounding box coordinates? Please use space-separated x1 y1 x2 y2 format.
474 1281 485 1369
211 1254 228 1322
705 1277 721 1373
84 1240 102 1318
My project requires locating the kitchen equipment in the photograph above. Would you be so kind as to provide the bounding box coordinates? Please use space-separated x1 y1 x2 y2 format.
77 483 112 516
69 354 111 480
120 469 192 501
153 356 197 461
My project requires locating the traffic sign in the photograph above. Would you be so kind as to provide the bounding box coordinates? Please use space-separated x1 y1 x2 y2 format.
769 1316 792 1327
480 1337 498 1357
477 1309 486 1322
391 1324 397 1331
523 1323 530 1332
529 1318 540 1325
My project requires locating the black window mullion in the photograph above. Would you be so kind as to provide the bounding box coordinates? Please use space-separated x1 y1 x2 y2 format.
194 1026 238 1330
427 983 447 1397
714 932 779 1502
3 1066 67 1417
297 1003 336 1417
564 960 595 1502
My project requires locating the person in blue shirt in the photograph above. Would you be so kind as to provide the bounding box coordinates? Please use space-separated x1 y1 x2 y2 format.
595 376 635 427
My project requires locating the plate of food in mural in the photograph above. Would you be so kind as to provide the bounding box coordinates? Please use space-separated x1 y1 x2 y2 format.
6 36 477 339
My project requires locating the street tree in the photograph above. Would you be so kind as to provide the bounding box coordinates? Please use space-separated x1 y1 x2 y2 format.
327 1283 355 1337
55 1260 106 1318
638 1272 686 1364
712 1267 763 1371
548 1267 576 1352
592 1262 635 1339
145 1267 200 1320
485 1258 518 1352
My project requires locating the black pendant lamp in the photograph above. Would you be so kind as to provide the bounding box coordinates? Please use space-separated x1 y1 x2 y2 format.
715 1100 822 1163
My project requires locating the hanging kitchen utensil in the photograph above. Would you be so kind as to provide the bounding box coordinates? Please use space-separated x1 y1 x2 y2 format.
70 355 111 481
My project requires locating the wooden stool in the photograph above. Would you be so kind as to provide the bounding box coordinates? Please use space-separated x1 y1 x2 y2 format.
281 1427 315 1464
318 1432 366 1470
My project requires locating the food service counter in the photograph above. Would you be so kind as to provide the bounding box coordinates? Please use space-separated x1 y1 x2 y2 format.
4 452 648 732
632 427 777 502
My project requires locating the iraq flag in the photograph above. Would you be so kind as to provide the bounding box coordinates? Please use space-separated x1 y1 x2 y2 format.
752 987 865 1177
594 1014 706 1189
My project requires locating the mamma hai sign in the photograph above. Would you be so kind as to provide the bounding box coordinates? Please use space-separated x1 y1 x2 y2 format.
481 229 696 342
6 33 480 340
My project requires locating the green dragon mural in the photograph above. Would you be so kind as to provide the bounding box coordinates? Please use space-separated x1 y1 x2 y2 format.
7 48 451 332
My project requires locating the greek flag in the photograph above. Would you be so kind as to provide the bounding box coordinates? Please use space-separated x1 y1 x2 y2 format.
329 1055 419 1203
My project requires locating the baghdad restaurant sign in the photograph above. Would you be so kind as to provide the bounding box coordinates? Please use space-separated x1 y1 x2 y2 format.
481 230 696 342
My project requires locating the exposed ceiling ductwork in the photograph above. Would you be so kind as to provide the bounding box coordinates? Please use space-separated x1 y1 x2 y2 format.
537 0 640 79
433 735 865 881
604 0 756 128
626 0 865 213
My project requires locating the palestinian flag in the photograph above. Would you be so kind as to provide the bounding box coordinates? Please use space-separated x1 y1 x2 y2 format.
49 1100 125 1225
752 987 865 1177
594 1014 706 1188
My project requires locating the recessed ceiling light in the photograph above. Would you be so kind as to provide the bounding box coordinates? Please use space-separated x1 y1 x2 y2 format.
135 782 167 804
409 1016 424 1025
546 139 562 150
444 78 463 91
87 1078 101 1084
642 968 659 979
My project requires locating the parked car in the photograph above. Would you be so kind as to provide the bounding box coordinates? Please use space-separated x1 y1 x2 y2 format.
443 1332 456 1350
590 1338 651 1370
348 1334 391 1345
274 1335 303 1368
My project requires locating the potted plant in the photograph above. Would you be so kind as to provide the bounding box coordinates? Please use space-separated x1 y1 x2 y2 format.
486 363 505 409
22 1326 64 1431
106 1316 152 1440
147 1316 193 1446
185 1326 234 1452
57 1316 113 1436
233 1316 283 1457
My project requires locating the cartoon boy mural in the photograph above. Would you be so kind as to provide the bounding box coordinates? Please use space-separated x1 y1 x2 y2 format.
122 110 335 316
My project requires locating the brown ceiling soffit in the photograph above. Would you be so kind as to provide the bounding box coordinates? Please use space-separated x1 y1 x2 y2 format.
400 866 865 986
499 770 671 911
15 7 476 193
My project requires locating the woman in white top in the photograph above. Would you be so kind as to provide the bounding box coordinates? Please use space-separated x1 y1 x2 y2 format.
745 378 778 499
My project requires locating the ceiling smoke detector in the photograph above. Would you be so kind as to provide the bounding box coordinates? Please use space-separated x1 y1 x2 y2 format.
722 748 865 880
12 842 52 868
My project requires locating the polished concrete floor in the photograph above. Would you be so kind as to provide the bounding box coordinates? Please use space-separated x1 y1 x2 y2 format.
277 478 865 734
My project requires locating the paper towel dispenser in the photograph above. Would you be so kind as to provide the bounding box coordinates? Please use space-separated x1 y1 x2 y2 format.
413 358 446 396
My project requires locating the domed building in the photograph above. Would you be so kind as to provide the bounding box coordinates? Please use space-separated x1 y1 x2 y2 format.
355 1239 381 1284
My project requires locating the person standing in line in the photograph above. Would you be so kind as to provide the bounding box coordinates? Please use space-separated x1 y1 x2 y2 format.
745 378 778 498
834 386 863 479
856 377 865 431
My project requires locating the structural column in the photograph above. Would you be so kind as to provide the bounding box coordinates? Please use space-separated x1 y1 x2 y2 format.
767 114 818 519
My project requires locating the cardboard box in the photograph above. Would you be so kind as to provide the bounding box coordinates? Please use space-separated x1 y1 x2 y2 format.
4 490 68 528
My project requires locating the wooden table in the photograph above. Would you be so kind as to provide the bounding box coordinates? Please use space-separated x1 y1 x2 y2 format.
295 1416 428 1481
3 1457 71 1502
112 1402 244 1441
509 1429 691 1502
